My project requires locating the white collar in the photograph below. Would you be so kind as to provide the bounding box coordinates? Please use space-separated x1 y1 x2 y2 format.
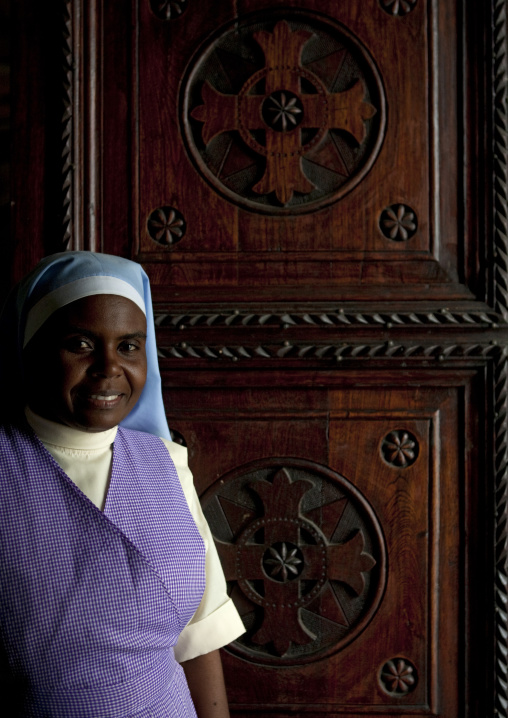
25 406 118 451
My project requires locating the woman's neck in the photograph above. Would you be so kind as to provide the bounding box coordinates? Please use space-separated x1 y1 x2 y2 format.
25 406 118 450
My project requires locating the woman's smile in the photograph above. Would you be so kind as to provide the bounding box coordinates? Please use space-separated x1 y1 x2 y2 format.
77 391 124 408
88 393 121 400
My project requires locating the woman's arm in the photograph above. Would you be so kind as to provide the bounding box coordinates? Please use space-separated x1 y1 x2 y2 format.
181 649 231 718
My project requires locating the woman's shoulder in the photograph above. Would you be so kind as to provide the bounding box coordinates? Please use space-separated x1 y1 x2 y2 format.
158 437 198 503
117 426 190 473
158 436 189 472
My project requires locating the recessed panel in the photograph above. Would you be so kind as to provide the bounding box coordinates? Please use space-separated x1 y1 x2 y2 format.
163 376 467 715
131 0 461 302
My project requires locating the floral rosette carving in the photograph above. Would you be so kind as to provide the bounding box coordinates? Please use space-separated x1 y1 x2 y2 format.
149 0 188 21
381 430 419 468
379 204 417 241
147 206 186 247
379 0 417 16
380 658 418 694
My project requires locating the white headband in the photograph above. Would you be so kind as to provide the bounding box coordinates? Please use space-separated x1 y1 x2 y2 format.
23 276 146 347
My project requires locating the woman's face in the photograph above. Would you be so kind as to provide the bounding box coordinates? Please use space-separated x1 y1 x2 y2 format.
24 294 148 432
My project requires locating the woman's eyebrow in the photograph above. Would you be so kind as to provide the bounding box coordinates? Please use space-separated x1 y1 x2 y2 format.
59 326 147 340
58 325 96 337
119 331 147 340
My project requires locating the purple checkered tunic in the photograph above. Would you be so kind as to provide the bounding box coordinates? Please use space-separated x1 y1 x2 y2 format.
0 423 206 717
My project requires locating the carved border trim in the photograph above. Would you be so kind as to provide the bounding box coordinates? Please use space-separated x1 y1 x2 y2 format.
154 309 503 330
493 0 508 323
62 0 74 250
494 348 508 716
62 0 86 251
492 1 508 714
157 340 502 362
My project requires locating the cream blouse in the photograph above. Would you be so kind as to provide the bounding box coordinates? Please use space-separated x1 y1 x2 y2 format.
25 408 244 663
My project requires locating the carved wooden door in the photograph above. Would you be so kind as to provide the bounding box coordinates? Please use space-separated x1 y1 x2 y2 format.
10 0 508 715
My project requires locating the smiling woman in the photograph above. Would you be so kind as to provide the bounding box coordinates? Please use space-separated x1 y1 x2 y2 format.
0 251 244 718
24 295 148 432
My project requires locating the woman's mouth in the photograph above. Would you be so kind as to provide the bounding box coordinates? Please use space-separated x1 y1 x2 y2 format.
80 392 124 408
89 393 121 401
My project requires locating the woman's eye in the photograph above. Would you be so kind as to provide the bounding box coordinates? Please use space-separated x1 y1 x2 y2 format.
64 337 93 352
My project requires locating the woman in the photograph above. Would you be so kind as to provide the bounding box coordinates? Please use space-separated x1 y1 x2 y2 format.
0 251 244 717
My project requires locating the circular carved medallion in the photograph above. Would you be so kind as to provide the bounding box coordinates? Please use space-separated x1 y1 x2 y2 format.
379 204 418 241
381 430 419 468
181 11 386 214
201 458 387 665
147 206 186 246
149 0 188 21
379 0 417 16
379 657 418 695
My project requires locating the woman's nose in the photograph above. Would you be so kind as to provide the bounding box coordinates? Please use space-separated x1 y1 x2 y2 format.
90 346 122 377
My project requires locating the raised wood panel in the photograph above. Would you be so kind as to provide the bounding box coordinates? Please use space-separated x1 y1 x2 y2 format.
96 0 466 303
163 368 488 716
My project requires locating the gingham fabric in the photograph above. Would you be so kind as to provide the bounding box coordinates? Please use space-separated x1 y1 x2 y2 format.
0 423 206 717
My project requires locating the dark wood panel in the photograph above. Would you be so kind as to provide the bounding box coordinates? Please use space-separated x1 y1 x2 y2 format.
99 0 465 303
163 369 489 716
7 1 505 715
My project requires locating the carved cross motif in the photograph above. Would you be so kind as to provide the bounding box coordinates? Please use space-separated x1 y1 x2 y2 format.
191 21 376 205
214 467 376 657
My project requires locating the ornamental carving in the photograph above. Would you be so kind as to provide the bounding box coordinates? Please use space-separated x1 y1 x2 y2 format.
381 430 419 468
62 3 74 250
147 206 186 247
169 428 187 447
156 340 504 364
493 0 508 325
201 459 386 664
494 8 508 714
379 658 418 695
379 0 417 16
149 0 188 21
182 11 385 213
154 308 501 329
379 204 417 241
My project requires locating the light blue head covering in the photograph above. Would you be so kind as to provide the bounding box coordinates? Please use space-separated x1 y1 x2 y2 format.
1 251 171 440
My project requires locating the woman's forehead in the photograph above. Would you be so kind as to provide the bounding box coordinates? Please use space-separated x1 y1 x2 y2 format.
42 294 147 335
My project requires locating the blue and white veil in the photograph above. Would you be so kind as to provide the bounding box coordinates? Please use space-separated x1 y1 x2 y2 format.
0 251 171 440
